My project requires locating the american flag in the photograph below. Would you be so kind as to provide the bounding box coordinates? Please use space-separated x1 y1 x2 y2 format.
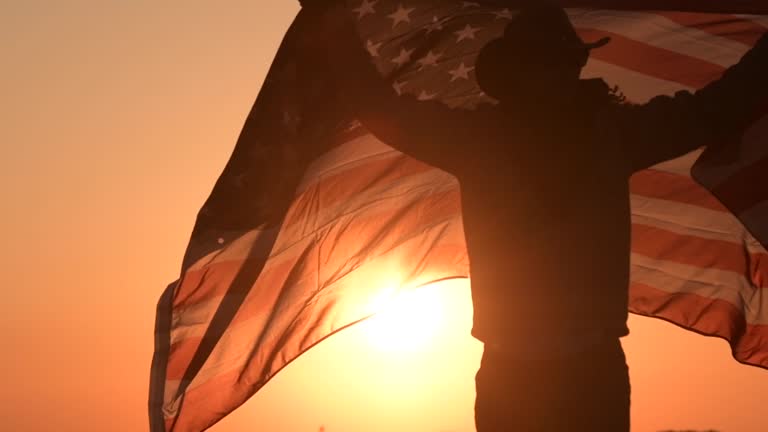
149 1 768 430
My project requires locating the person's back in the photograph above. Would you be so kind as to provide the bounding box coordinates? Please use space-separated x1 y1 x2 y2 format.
447 97 632 349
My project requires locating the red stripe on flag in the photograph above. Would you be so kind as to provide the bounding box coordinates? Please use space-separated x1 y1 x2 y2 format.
631 169 728 212
656 12 768 46
175 156 443 308
202 184 457 302
173 257 265 313
576 28 726 88
166 264 290 380
173 256 297 310
164 367 248 432
632 223 768 288
630 282 768 367
286 155 437 229
165 338 200 383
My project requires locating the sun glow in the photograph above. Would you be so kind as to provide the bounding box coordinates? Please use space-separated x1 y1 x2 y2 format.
361 283 448 353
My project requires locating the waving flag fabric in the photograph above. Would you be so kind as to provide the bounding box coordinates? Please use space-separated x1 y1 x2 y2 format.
150 1 768 430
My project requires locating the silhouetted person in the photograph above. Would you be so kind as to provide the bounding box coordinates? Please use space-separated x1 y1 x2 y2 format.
298 2 768 431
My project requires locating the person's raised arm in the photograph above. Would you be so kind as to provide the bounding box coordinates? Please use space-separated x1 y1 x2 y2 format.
609 32 768 173
298 3 487 170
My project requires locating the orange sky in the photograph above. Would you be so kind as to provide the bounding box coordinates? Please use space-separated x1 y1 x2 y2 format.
2 1 766 431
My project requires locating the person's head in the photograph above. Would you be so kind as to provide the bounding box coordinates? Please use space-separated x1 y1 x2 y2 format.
475 2 609 106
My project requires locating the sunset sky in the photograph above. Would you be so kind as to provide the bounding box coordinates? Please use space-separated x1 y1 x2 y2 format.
2 1 766 431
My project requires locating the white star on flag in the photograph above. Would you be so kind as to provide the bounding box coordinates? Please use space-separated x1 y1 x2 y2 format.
353 0 378 19
493 8 514 20
388 3 415 28
418 50 442 69
417 90 437 100
366 39 383 57
448 62 474 81
392 80 407 95
391 47 415 66
425 16 445 34
454 24 480 43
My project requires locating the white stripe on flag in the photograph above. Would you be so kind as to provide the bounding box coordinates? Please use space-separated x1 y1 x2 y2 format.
631 253 768 324
570 9 753 67
630 194 753 239
582 59 693 101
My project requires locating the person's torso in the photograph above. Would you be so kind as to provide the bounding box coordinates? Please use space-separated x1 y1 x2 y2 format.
449 109 632 346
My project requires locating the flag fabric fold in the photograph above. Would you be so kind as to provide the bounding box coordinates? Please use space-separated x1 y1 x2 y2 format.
150 1 768 430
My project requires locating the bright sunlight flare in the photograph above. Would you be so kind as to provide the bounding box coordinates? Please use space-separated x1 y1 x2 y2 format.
361 283 450 353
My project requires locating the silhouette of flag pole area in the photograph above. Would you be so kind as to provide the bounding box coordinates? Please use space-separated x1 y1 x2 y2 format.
149 1 768 430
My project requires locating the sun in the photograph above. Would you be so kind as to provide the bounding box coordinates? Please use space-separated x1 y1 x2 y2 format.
360 283 447 353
